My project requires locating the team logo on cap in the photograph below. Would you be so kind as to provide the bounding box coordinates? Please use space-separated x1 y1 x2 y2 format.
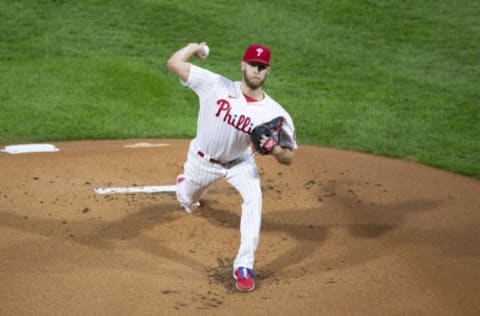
243 44 271 65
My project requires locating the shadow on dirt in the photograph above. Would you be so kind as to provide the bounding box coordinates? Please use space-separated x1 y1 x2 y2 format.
0 194 442 292
199 196 440 290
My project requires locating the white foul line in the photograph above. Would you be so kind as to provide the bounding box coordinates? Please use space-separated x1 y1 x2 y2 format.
95 185 177 194
124 142 171 148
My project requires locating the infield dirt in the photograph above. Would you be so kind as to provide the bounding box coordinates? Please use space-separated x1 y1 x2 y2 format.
1 139 479 315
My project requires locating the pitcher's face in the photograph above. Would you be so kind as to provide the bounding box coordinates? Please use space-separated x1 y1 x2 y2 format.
242 62 270 90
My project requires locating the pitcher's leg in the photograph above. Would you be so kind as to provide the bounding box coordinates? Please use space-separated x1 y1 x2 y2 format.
226 160 262 270
176 174 204 213
176 150 223 212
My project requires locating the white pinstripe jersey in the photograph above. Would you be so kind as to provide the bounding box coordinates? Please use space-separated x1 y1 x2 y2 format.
182 64 297 162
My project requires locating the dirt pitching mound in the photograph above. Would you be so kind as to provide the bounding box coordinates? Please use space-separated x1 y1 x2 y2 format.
1 139 479 316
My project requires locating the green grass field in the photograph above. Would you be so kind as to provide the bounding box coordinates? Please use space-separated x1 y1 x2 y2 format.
1 0 479 177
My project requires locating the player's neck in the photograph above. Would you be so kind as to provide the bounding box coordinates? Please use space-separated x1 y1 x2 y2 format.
240 83 264 102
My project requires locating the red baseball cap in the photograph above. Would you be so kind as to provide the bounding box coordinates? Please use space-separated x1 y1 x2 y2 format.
242 44 271 65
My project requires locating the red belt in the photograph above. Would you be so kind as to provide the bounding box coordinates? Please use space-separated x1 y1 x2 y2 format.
197 151 225 165
197 151 238 167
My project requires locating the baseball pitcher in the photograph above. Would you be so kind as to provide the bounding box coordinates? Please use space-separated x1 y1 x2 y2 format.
166 42 297 292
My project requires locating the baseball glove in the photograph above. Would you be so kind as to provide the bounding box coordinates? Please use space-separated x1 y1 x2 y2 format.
250 116 285 155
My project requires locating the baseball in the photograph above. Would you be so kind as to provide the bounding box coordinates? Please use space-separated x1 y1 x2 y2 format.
199 44 209 58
